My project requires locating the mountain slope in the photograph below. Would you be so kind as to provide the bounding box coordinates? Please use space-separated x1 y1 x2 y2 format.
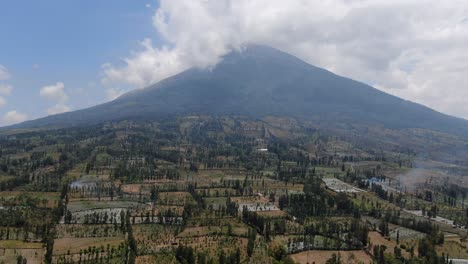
6 45 468 136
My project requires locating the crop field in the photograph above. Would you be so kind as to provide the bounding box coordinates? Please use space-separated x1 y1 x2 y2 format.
121 184 145 195
133 224 179 254
0 119 467 263
389 226 425 241
136 254 177 264
54 237 126 255
204 197 228 209
52 237 127 263
148 205 185 215
436 237 468 259
178 235 249 257
290 250 372 264
178 220 248 238
159 192 194 206
0 240 44 264
67 200 145 212
256 209 287 218
56 224 124 238
195 187 237 197
238 202 280 212
0 191 60 208
278 235 344 252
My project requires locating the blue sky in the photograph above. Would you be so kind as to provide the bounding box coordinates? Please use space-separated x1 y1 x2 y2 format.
0 0 162 124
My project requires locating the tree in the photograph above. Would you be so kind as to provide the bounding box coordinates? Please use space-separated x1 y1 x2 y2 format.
218 250 226 264
150 186 159 205
65 210 72 224
17 255 26 264
44 232 54 264
326 253 342 264
247 228 256 257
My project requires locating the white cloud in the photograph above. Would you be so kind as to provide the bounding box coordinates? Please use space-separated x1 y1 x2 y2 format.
0 66 13 108
0 84 13 95
0 65 10 81
40 82 71 115
102 40 188 89
0 97 6 108
106 88 125 100
40 82 68 102
2 110 27 125
102 0 468 119
47 104 71 115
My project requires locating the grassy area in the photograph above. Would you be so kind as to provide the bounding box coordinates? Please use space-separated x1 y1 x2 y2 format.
53 237 125 255
204 197 227 209
0 240 43 249
67 200 144 212
63 163 85 183
0 248 44 264
159 192 194 206
436 237 468 259
0 191 60 208
290 250 372 264
0 174 14 183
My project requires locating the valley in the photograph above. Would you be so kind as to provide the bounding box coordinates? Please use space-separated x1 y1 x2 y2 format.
0 116 467 263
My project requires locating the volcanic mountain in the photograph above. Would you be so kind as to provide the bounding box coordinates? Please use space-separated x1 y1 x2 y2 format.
6 45 468 137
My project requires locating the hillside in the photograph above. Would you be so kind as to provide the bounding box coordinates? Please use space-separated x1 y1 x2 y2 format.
5 45 468 138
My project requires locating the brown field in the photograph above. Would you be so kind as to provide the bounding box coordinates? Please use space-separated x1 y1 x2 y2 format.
178 235 248 257
64 164 85 182
178 222 248 238
142 179 186 184
231 195 265 203
178 226 224 237
257 210 287 218
53 237 125 255
368 231 396 248
265 181 304 192
121 184 143 194
136 254 177 264
56 224 123 238
191 170 234 186
0 240 44 264
159 191 193 205
133 224 179 254
436 236 468 259
368 231 412 258
290 250 372 264
0 248 44 264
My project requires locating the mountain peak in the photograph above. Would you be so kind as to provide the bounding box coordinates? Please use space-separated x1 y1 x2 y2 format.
4 45 468 138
